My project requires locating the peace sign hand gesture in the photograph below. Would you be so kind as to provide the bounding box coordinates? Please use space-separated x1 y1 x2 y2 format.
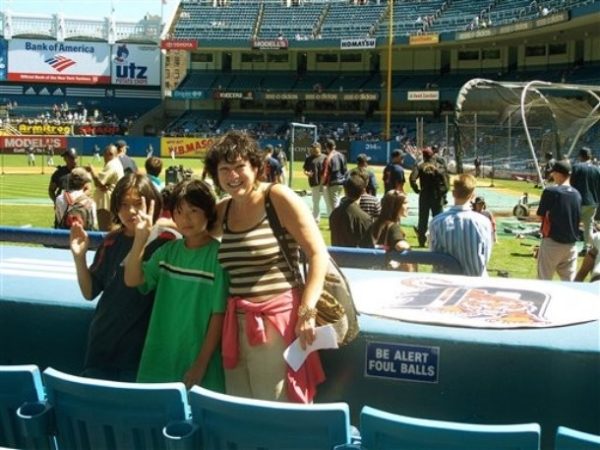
134 197 155 240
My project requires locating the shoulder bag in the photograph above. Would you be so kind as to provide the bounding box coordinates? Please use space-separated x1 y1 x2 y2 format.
264 185 359 346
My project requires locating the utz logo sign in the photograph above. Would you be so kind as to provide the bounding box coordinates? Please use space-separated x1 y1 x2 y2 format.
111 44 159 86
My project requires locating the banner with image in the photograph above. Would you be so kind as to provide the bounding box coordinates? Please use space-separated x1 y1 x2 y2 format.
8 39 110 84
352 274 600 328
111 44 160 86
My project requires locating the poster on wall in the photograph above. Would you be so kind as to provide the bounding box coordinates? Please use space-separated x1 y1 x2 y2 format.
111 44 160 86
0 39 7 81
7 39 110 84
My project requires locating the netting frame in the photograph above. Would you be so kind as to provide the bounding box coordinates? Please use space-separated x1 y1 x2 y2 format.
454 78 600 187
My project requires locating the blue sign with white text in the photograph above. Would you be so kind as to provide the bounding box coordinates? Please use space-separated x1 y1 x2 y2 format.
365 341 439 383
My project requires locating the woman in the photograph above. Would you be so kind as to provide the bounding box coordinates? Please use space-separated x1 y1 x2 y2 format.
370 191 412 270
204 131 329 403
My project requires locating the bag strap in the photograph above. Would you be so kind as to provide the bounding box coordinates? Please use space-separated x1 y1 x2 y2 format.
264 184 304 285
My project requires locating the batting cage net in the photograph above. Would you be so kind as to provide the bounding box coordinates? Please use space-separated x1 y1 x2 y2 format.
454 79 600 186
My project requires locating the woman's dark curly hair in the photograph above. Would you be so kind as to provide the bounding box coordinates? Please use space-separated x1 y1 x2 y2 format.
203 130 263 190
170 178 218 231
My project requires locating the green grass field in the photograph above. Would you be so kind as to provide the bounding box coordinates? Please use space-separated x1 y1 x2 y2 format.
0 154 566 280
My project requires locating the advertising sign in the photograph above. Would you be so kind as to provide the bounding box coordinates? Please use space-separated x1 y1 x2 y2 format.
8 39 110 84
407 90 440 101
340 38 376 50
161 137 216 159
160 39 198 50
15 122 72 136
111 44 160 86
409 34 439 45
251 39 288 50
0 39 7 81
0 136 67 153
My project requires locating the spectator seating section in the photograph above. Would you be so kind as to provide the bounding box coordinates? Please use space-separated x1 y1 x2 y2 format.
4 361 600 450
173 0 598 41
17 367 190 450
0 365 50 450
358 406 542 450
555 426 600 449
320 3 387 39
185 385 353 450
259 3 324 39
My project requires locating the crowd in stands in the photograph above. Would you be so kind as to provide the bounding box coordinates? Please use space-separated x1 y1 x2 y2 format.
1 100 136 136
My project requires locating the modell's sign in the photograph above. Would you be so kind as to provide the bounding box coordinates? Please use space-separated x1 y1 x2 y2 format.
160 39 198 50
251 39 288 50
0 136 67 152
408 91 439 101
340 38 376 50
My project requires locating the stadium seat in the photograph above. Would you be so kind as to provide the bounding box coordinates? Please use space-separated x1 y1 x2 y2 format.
19 367 189 450
555 426 600 449
184 385 352 450
359 406 541 450
0 365 51 450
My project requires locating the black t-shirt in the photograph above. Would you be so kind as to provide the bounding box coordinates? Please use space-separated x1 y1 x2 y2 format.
537 184 581 244
329 199 374 248
85 231 170 377
303 154 326 187
119 154 138 174
49 165 72 198
383 163 405 192
570 162 600 206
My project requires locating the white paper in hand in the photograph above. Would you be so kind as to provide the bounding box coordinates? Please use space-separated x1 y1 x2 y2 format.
283 324 339 372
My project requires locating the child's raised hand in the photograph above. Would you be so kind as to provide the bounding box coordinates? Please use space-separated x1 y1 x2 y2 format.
135 197 155 236
70 222 89 256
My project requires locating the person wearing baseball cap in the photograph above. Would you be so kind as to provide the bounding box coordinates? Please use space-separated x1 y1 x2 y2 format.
536 158 582 280
48 147 79 205
409 147 450 247
570 146 600 255
382 150 405 194
471 195 497 243
356 153 378 196
115 139 138 174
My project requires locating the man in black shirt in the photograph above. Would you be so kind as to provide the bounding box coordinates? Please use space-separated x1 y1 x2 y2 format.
48 147 78 204
570 147 600 254
329 174 374 248
115 139 138 174
536 160 581 281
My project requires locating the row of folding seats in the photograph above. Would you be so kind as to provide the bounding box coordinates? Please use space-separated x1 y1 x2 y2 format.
1 365 599 450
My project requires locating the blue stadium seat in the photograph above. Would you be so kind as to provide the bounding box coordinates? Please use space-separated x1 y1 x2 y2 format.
186 385 352 450
21 367 189 450
0 365 51 450
555 426 600 449
359 406 541 450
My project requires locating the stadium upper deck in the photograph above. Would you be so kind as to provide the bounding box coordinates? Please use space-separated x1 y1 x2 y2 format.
171 0 599 42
